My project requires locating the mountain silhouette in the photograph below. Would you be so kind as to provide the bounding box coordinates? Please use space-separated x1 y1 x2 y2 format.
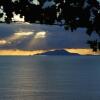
36 49 80 56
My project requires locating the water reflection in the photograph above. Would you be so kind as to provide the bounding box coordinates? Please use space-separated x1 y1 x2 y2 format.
0 56 100 100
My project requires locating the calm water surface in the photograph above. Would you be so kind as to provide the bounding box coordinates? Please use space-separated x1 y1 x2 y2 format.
0 56 100 100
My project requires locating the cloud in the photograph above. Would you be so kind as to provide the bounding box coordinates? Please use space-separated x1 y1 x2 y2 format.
0 23 99 50
14 31 33 36
0 30 34 47
34 31 46 39
0 40 7 45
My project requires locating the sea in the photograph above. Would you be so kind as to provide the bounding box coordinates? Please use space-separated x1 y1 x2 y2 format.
0 56 100 100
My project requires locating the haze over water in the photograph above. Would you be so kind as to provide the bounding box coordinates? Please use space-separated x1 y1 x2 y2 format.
0 56 100 100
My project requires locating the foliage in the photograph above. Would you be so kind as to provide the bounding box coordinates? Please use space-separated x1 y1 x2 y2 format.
0 0 98 30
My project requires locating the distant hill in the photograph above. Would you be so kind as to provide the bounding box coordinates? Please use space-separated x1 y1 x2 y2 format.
36 49 80 56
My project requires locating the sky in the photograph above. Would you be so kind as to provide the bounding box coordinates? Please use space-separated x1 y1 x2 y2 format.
0 21 99 54
0 0 100 55
0 23 99 55
12 0 40 5
97 0 100 2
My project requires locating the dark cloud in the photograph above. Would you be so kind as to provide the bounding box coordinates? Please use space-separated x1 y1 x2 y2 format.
0 23 98 50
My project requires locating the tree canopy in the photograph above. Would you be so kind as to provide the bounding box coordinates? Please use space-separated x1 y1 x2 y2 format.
0 0 99 33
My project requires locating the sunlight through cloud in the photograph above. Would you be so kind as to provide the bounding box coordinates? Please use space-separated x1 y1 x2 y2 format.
0 40 7 45
28 31 47 49
0 31 34 46
6 31 34 45
6 34 24 43
34 31 46 39
14 32 33 36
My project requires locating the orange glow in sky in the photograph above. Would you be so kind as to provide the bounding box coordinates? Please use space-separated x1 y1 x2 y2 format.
65 49 99 55
0 49 47 56
0 48 98 56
